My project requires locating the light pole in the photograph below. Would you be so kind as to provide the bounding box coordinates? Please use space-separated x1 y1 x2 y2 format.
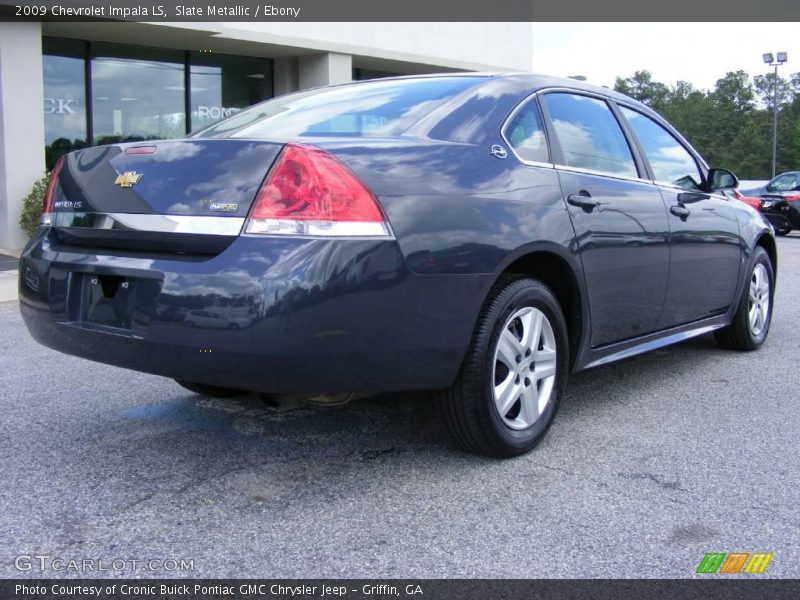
762 51 788 178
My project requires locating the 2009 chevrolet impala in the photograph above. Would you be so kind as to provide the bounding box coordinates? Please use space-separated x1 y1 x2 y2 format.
19 74 776 456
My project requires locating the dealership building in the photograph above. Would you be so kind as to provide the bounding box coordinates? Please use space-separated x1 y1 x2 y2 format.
0 21 533 249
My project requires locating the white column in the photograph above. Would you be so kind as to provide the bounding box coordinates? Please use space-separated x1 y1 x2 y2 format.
298 52 352 90
273 57 299 96
0 22 46 250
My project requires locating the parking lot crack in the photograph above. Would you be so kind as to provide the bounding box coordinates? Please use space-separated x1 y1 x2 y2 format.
534 463 574 476
617 472 687 492
116 491 157 514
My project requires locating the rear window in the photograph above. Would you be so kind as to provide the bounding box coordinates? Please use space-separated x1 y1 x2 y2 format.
192 76 485 139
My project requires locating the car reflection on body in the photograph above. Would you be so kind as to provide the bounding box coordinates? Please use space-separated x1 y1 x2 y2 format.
184 309 254 330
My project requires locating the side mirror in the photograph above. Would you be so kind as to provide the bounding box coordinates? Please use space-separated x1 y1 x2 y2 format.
706 168 738 192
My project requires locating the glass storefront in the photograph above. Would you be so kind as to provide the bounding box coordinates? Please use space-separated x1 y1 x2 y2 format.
91 44 186 144
42 38 273 169
190 52 272 131
42 38 88 169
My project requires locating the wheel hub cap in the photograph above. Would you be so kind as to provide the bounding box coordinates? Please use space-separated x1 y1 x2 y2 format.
748 263 770 337
492 307 557 430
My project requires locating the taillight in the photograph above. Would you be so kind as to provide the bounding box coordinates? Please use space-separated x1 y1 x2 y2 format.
41 156 65 226
245 144 391 237
784 194 800 202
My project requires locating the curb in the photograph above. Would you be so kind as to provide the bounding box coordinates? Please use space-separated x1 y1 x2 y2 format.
0 247 22 259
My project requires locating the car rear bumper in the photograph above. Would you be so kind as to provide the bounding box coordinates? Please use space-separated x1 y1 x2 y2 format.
763 201 800 228
19 229 489 394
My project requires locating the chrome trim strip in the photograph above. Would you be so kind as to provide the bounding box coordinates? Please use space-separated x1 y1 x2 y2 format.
554 164 653 185
48 212 244 236
244 218 393 238
536 85 615 102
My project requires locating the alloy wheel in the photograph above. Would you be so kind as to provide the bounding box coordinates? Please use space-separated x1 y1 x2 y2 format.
748 263 770 337
492 307 557 430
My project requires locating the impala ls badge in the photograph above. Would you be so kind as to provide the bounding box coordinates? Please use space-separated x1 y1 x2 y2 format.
114 171 143 188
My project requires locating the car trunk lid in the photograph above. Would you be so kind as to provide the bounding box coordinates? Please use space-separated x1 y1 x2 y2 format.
49 139 283 253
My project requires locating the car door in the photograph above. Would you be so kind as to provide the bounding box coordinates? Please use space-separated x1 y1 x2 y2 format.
617 106 742 326
540 92 671 347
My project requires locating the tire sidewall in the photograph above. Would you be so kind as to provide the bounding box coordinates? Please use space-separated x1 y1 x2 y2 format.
479 280 569 452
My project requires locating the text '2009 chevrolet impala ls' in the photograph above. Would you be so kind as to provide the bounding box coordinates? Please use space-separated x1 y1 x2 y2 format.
19 74 776 457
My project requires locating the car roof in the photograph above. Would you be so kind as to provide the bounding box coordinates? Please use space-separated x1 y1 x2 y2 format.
363 72 639 103
357 71 655 118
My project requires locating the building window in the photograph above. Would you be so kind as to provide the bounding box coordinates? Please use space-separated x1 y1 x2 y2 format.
41 38 274 167
43 38 88 170
91 43 186 144
189 52 272 132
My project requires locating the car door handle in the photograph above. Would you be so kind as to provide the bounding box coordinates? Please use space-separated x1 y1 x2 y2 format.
567 193 600 211
670 205 691 220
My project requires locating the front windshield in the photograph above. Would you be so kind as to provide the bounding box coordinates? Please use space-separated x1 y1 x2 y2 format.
192 76 485 139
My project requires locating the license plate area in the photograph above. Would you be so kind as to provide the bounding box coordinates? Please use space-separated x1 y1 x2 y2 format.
70 273 136 329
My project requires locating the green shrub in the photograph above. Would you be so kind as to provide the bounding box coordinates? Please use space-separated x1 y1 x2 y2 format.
19 173 50 237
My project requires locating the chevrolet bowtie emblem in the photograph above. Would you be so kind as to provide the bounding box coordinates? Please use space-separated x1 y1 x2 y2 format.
114 171 143 188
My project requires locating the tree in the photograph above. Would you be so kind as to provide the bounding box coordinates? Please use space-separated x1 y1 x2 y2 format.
613 70 669 110
753 72 792 110
613 69 799 179
711 71 755 114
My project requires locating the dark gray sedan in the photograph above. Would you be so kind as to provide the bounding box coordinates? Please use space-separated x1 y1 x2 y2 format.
19 74 776 456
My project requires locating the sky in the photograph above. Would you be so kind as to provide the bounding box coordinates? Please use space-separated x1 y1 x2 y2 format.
531 23 799 91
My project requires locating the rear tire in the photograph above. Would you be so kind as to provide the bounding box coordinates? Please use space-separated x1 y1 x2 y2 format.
175 380 249 398
714 246 774 351
439 277 569 457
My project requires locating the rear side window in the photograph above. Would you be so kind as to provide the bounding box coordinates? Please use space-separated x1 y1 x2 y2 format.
543 93 637 179
504 99 549 163
192 76 484 139
620 106 703 190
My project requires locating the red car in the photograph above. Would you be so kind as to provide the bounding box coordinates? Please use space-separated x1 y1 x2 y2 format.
730 189 762 212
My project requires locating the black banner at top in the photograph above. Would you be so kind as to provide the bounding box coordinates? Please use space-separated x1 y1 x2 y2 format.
1 0 800 21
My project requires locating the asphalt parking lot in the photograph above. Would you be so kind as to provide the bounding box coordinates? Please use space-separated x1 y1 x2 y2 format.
1 236 799 579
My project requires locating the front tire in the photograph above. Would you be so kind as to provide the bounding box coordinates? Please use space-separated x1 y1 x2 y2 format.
440 277 569 457
714 246 774 351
